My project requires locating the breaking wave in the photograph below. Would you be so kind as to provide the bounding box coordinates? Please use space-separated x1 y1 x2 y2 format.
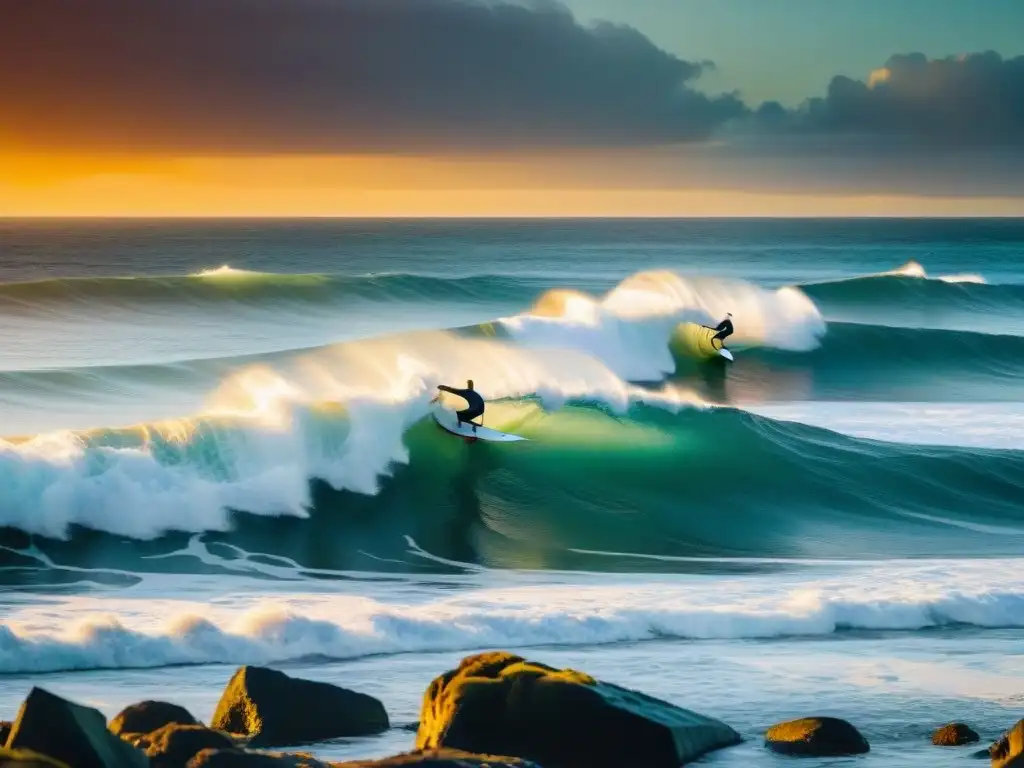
3 562 1024 674
4 262 1024 579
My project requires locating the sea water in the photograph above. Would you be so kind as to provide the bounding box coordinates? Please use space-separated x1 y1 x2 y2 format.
2 218 1023 765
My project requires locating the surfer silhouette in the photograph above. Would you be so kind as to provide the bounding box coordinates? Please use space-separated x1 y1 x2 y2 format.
710 313 734 346
436 380 485 432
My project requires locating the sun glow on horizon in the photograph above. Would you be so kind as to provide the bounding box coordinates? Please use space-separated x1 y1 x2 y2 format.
2 154 1022 218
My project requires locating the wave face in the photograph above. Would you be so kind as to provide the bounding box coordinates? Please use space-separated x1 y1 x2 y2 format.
0 269 537 311
802 260 1024 335
716 322 1024 401
0 270 543 374
4 398 1024 580
3 216 1024 583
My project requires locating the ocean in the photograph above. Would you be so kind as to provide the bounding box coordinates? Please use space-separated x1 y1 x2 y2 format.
2 218 1023 765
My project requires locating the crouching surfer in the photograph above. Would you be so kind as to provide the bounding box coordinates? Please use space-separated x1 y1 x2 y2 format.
434 379 485 432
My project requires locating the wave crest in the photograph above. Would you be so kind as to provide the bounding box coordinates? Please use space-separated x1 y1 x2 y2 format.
502 271 825 379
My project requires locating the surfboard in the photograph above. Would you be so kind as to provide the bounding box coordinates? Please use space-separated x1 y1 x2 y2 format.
678 322 734 362
432 403 528 442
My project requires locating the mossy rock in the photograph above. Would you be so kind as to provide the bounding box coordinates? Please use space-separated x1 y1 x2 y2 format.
992 720 1024 768
143 724 234 767
765 717 869 757
337 749 541 766
110 700 200 738
417 651 740 768
6 688 148 768
0 749 70 767
932 722 979 746
211 666 388 747
187 749 329 767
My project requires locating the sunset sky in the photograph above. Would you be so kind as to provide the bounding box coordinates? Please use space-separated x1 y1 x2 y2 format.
2 0 1022 216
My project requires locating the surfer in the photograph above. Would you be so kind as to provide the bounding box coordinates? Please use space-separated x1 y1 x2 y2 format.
710 313 734 347
435 380 485 431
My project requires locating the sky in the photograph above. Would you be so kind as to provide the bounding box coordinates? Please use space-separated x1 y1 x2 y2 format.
1 0 1022 216
563 0 1024 105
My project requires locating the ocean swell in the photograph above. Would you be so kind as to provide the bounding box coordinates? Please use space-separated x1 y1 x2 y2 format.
4 263 1024 577
0 269 537 312
802 260 1024 333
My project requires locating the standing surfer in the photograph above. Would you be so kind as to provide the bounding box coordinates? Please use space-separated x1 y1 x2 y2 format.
435 380 485 431
710 313 734 347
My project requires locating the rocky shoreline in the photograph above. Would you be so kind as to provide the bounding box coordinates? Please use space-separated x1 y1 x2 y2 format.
1 651 1020 767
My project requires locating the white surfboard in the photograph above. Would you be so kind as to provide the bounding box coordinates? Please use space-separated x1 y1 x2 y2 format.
432 403 528 442
719 348 734 362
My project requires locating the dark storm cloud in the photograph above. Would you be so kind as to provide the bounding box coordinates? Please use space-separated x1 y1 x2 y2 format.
776 51 1024 147
0 0 746 153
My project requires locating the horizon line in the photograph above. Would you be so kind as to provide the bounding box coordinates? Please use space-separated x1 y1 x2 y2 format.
3 214 1024 221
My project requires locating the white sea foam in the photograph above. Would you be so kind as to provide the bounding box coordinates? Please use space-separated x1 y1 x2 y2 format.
882 260 929 279
1 560 1022 674
192 265 265 278
875 260 987 285
938 273 988 284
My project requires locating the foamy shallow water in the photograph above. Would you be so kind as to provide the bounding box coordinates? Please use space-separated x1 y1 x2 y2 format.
2 562 1023 766
1 618 1020 766
4 560 1024 674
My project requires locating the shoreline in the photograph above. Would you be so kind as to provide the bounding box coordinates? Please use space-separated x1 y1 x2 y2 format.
1 633 1021 766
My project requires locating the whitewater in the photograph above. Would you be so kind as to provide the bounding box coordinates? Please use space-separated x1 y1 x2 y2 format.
2 218 1024 766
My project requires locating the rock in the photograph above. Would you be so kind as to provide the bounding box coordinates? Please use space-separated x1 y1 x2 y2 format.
187 750 330 767
337 749 540 766
142 724 234 767
932 722 980 746
416 651 741 768
187 751 539 768
764 717 869 757
0 749 70 767
992 719 1024 768
6 687 148 768
0 722 11 745
110 701 200 738
211 666 388 747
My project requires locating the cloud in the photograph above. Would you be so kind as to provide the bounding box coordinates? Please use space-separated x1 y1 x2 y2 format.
782 51 1024 147
0 0 746 154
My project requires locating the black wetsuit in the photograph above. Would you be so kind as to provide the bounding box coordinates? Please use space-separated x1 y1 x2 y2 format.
438 385 485 426
712 318 734 343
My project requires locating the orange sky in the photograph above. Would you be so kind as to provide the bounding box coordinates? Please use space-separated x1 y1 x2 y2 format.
3 154 1022 217
3 2 1023 218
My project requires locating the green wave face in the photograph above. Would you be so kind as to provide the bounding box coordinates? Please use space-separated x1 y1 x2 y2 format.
4 403 1024 580
671 322 1024 402
390 405 1024 569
